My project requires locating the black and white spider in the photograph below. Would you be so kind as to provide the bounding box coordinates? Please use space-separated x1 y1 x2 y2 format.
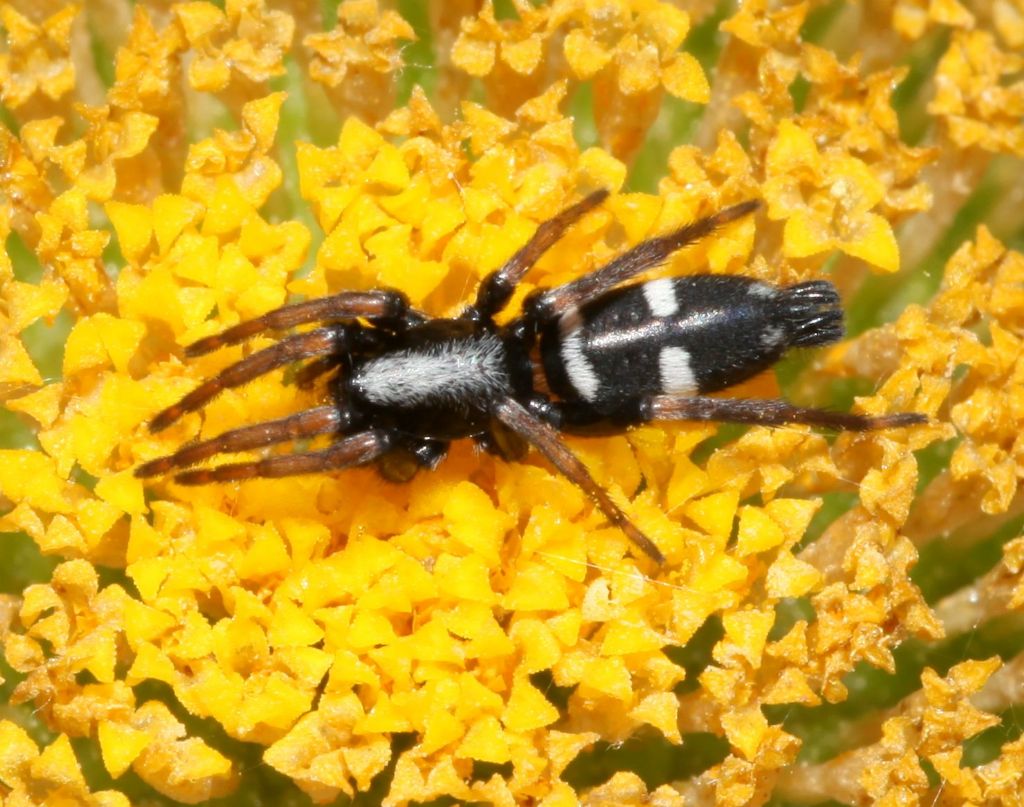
136 191 925 564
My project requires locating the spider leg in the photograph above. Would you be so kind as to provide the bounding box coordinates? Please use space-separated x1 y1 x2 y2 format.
523 396 631 435
186 290 409 357
173 429 393 485
294 355 340 389
475 419 528 461
150 326 345 432
469 189 610 320
531 394 925 431
493 397 665 565
135 405 342 478
528 199 760 321
643 395 927 430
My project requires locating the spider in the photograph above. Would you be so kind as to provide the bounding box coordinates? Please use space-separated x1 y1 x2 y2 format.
135 190 925 564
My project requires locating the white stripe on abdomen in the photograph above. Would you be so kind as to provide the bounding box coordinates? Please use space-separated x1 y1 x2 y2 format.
642 278 679 317
659 346 697 394
558 307 600 401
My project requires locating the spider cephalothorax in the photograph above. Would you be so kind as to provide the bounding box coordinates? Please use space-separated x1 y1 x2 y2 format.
136 191 925 564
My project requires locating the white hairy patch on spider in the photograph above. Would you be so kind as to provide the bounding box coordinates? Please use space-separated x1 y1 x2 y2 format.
761 324 785 348
558 306 601 402
353 331 511 407
658 346 697 394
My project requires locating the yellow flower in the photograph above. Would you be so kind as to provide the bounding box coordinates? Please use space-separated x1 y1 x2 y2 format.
304 0 416 122
451 0 708 159
930 29 1024 155
176 0 294 94
2 1 1024 805
0 5 77 110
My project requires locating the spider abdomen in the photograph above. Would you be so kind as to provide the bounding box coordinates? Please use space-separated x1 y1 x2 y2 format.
540 275 843 412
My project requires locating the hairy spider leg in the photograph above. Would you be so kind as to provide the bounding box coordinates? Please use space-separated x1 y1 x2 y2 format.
646 396 927 430
185 290 410 357
493 397 666 564
293 355 342 389
149 326 346 432
469 189 610 320
173 430 392 485
530 395 927 433
528 199 761 321
136 406 342 478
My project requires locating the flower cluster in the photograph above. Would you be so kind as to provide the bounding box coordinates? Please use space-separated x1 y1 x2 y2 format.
2 1 1024 805
451 0 708 157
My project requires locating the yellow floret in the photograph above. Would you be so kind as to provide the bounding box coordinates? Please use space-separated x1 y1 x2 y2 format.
98 720 153 779
502 674 560 732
